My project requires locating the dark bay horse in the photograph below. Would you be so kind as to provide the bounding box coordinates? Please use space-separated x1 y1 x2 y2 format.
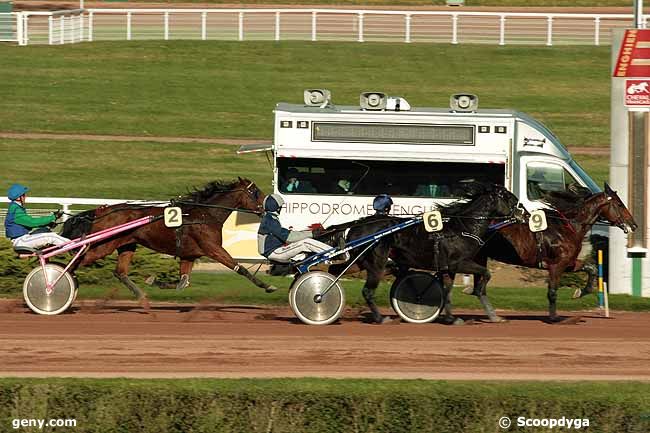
61 178 277 301
329 183 522 324
471 183 637 322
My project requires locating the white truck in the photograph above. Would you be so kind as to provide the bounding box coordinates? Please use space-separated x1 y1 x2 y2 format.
231 90 602 260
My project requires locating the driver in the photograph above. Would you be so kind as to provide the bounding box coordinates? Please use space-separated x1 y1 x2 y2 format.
373 194 393 215
4 183 69 250
257 194 331 263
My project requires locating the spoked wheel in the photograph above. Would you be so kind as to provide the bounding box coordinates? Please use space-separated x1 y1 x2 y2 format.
289 271 346 325
23 264 76 315
390 271 445 323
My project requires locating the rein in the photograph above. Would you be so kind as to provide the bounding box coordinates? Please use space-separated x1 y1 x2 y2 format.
171 199 262 215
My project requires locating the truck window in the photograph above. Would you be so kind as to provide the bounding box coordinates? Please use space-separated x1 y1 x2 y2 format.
278 158 505 197
526 162 580 200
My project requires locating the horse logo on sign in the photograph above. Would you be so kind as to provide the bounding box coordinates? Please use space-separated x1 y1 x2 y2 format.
625 80 650 107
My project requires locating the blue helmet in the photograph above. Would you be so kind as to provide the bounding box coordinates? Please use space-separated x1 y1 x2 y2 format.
263 194 285 213
7 183 29 201
373 194 393 214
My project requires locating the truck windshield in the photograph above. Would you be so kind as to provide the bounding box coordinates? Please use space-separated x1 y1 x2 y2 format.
569 159 601 193
277 157 505 198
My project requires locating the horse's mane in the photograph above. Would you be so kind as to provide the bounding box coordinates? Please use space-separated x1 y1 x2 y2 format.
540 186 593 216
437 182 501 216
180 179 242 203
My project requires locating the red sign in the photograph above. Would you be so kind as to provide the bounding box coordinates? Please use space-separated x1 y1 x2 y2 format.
613 29 650 78
625 79 650 107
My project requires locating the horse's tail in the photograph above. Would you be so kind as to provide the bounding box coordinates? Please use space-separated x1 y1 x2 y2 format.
60 209 96 239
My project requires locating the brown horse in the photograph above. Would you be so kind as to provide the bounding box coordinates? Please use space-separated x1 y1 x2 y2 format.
470 183 637 322
61 178 277 301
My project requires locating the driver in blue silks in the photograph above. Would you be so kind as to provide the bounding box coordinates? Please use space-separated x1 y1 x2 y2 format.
373 194 393 215
257 194 331 263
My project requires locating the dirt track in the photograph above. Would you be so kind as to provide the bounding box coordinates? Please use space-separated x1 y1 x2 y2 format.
1 299 648 380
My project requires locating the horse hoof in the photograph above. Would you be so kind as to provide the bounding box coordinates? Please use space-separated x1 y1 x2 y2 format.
376 316 393 324
176 274 190 291
461 287 474 295
265 285 278 294
145 275 156 286
490 316 508 323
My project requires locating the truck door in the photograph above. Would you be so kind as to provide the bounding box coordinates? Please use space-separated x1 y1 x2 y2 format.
518 155 589 211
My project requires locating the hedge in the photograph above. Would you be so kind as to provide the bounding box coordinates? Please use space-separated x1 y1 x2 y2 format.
0 379 648 433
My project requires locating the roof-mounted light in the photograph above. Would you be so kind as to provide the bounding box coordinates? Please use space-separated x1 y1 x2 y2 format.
360 91 387 110
304 89 332 108
450 93 479 112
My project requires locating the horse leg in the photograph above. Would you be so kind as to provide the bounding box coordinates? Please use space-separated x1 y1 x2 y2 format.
362 270 389 324
440 272 464 325
113 244 145 300
202 245 277 293
461 261 505 323
547 265 563 322
176 260 194 291
576 262 597 298
145 259 194 290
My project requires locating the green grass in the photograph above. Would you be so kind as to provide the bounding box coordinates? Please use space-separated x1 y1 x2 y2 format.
0 378 649 433
0 42 611 147
0 139 272 199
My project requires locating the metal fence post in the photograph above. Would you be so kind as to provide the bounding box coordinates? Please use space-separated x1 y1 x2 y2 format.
275 11 280 41
238 11 243 41
88 10 93 42
311 11 316 41
358 12 364 42
79 13 83 42
499 14 505 45
60 15 64 44
48 15 53 44
594 16 600 46
127 11 131 41
201 11 206 40
405 13 411 43
164 11 169 40
546 16 553 46
451 14 458 44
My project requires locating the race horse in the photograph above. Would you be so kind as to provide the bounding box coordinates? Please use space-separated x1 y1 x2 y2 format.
61 178 277 301
469 183 637 322
328 183 522 324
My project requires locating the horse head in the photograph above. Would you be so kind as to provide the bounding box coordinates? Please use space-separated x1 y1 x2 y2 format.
599 182 638 234
489 184 521 219
233 177 265 214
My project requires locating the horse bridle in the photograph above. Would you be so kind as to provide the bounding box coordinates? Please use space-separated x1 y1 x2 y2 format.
598 191 629 233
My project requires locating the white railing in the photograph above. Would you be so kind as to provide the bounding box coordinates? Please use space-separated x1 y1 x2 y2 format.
14 9 86 46
12 8 649 46
0 12 18 42
0 197 153 232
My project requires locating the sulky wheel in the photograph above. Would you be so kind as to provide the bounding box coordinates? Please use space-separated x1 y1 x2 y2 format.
390 271 445 324
289 271 345 325
23 264 76 315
